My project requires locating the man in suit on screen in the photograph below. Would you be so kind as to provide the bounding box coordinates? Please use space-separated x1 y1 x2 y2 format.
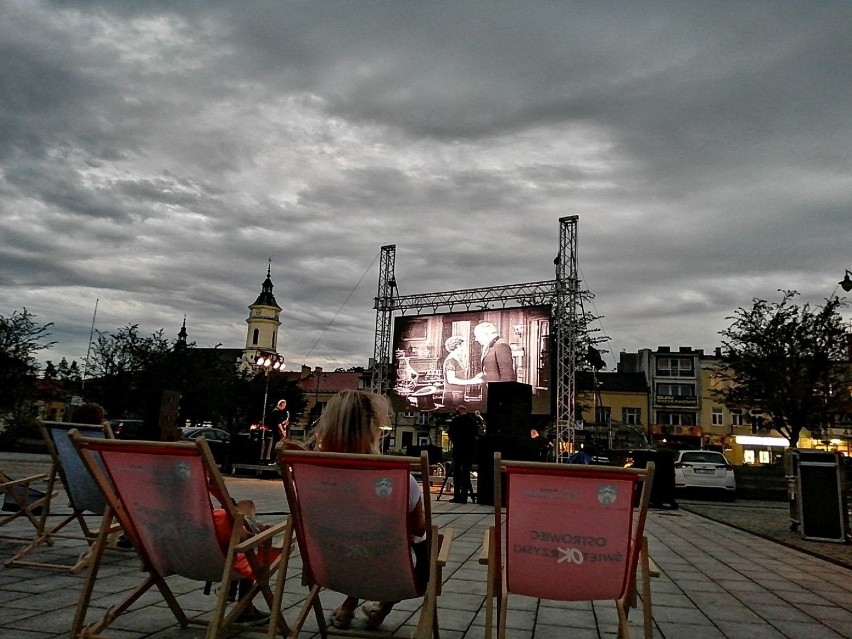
474 321 516 382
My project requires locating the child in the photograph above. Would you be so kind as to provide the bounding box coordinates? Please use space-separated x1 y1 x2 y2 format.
307 390 427 630
214 498 274 624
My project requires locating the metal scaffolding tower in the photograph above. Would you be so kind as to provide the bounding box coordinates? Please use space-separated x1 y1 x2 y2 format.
370 244 397 394
371 217 580 460
554 215 579 456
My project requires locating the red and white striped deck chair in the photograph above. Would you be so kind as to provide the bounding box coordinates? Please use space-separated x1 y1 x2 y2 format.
270 449 453 639
5 420 120 572
481 454 655 639
69 430 291 639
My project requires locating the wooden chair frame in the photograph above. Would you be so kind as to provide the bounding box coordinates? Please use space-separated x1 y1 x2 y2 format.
269 449 453 639
1 469 53 543
5 420 121 572
69 430 291 639
480 454 655 639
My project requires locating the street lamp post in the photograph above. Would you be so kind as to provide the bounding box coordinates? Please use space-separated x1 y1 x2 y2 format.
255 351 285 463
261 369 272 428
308 367 327 432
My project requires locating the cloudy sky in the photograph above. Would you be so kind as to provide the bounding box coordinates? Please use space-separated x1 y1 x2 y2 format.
2 1 851 373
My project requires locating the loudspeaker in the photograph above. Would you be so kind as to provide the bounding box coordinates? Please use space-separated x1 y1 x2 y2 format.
485 381 532 437
476 434 540 506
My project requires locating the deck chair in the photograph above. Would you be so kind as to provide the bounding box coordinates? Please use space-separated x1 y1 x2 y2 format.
5 420 122 571
1 469 52 543
481 454 655 639
270 449 453 639
68 430 291 639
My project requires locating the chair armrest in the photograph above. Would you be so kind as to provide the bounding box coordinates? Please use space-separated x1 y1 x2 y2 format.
478 527 491 565
234 518 290 553
1 473 49 489
437 527 454 566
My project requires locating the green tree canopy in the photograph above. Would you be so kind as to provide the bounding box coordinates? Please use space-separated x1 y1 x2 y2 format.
715 290 851 447
0 308 55 436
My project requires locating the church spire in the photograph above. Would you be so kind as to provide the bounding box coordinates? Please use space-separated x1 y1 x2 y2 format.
252 257 279 307
175 315 188 351
243 262 283 368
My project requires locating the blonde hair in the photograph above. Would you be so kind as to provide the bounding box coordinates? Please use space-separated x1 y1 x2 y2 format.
444 335 464 351
307 390 389 454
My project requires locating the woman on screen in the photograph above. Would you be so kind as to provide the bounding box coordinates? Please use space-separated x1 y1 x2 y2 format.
441 335 483 408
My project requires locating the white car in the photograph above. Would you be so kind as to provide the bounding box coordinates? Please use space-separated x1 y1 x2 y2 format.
674 450 737 501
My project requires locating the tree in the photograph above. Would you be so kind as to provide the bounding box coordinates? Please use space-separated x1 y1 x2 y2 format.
85 325 172 422
85 327 308 436
43 360 58 380
0 308 56 439
715 290 851 447
66 360 82 382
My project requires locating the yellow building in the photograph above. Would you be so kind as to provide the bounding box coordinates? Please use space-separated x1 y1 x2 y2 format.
575 371 650 454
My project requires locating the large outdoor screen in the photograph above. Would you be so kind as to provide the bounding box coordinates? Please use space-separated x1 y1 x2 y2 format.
390 305 552 415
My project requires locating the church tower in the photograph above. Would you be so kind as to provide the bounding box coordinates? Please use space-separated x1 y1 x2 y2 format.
243 262 282 367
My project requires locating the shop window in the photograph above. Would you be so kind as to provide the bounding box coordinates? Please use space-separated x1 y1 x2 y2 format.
758 450 771 464
744 449 756 464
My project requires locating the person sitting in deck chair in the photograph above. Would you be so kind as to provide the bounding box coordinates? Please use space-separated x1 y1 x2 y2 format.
306 390 428 629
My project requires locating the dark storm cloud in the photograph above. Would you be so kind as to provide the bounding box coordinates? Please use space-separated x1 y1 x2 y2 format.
1 0 850 371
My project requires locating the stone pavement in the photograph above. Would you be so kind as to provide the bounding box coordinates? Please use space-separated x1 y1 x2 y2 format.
678 499 852 572
1 452 851 639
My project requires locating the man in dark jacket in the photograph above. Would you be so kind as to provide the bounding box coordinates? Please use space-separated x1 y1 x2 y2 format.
447 405 478 503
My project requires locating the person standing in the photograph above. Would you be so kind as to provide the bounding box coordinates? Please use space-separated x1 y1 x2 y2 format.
447 405 478 503
268 399 290 442
473 321 516 382
529 428 553 462
262 399 289 461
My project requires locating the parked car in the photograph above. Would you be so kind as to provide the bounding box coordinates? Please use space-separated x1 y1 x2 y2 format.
674 449 737 501
180 427 232 472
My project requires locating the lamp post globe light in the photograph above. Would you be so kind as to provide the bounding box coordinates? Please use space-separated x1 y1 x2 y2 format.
254 351 285 463
840 270 852 293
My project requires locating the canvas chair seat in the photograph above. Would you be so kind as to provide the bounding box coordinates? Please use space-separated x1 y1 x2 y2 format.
269 449 453 639
69 431 291 639
5 421 121 572
481 454 656 639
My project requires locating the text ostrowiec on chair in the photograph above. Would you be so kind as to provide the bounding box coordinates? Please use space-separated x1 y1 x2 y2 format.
481 454 656 639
